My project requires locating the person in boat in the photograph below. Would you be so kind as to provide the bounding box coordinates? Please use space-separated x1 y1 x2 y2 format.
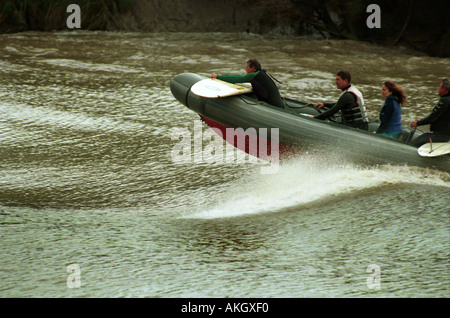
314 71 369 130
410 78 450 147
210 59 285 108
376 81 406 138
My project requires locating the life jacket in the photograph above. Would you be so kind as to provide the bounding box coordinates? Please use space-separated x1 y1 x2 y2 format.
341 85 368 126
250 70 285 108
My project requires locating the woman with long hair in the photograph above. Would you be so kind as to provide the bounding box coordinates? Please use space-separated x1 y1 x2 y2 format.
376 81 406 138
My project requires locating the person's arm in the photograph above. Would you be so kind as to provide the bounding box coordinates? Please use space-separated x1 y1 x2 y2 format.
416 98 449 126
315 93 356 120
216 72 258 84
376 101 394 133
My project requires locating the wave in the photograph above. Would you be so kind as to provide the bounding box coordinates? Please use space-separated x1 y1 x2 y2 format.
40 58 144 74
185 157 450 219
0 101 149 139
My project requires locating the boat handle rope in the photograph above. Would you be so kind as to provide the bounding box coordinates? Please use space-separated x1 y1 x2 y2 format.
238 96 262 105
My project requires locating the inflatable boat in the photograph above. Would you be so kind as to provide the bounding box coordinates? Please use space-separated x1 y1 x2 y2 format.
170 73 450 173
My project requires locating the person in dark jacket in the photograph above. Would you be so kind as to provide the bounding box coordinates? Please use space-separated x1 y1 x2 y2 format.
410 79 450 147
376 81 406 138
211 59 285 108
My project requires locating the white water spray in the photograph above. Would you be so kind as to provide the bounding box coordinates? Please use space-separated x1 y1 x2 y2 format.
186 157 450 219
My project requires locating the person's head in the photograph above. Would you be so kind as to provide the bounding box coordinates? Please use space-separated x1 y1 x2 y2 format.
335 71 351 89
382 81 407 105
381 84 392 98
439 78 449 96
246 59 261 73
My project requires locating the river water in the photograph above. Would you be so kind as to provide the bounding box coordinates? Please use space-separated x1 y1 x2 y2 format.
0 31 449 298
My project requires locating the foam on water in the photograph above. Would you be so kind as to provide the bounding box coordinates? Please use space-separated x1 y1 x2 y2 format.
40 58 144 73
0 101 149 137
186 157 450 219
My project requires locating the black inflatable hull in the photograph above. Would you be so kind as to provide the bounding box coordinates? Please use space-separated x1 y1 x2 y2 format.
170 73 450 173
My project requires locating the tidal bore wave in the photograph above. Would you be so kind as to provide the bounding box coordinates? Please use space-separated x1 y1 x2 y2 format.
186 157 450 219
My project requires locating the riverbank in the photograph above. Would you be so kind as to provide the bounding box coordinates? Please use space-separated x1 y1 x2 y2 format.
0 0 449 57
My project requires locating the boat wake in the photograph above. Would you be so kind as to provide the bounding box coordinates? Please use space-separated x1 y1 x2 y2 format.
185 157 450 219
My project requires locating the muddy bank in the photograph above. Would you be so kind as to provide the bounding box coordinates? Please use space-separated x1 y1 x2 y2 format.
0 0 448 57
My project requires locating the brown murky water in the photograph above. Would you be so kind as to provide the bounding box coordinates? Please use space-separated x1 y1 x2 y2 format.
0 31 449 297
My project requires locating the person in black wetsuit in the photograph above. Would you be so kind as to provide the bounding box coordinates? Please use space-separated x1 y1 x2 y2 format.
410 78 450 147
211 59 285 108
314 71 369 130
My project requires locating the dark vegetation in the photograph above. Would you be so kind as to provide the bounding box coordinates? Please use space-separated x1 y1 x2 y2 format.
0 0 448 57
